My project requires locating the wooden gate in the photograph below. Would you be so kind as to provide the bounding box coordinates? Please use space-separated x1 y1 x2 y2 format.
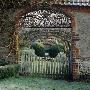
19 48 69 79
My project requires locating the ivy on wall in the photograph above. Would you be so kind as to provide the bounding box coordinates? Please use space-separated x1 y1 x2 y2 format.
0 0 53 46
0 0 52 10
0 9 14 46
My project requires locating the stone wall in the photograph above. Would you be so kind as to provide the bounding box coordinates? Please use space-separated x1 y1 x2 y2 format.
75 13 90 57
74 13 90 79
1 9 90 58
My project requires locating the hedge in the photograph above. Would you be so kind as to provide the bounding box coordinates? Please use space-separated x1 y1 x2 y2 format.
0 64 20 79
0 59 8 66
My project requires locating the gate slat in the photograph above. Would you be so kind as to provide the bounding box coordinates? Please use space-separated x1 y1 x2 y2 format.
20 51 68 79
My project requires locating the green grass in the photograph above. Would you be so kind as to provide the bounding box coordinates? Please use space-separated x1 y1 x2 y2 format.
0 76 90 90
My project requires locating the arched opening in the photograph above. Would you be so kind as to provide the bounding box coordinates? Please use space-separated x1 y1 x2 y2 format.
13 3 80 80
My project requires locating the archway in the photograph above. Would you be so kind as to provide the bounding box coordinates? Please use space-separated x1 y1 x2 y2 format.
14 3 79 80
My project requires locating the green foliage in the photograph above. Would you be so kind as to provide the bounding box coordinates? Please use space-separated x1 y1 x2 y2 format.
0 64 20 79
20 40 30 48
47 45 59 58
35 48 45 57
31 42 65 58
48 44 65 58
31 42 45 57
0 59 8 66
31 42 44 49
57 44 65 53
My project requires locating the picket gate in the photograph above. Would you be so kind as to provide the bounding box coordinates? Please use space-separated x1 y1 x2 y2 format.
19 49 69 79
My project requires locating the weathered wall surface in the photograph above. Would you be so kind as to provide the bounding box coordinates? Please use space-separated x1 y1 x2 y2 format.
75 13 90 57
0 2 90 59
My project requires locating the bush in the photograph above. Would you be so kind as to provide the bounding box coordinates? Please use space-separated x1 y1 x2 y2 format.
0 64 20 79
0 59 8 66
31 42 45 57
31 42 65 58
48 44 65 58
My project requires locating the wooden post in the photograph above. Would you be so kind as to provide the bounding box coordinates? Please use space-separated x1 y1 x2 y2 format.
15 32 20 64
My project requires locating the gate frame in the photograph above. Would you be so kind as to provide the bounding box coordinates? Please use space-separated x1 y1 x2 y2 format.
13 2 80 80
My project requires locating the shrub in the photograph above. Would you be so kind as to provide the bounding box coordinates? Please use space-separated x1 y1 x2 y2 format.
31 42 45 57
0 64 20 79
0 59 8 66
48 44 65 58
31 42 65 58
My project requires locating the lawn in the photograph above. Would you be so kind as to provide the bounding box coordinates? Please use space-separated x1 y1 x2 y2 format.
0 76 90 90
